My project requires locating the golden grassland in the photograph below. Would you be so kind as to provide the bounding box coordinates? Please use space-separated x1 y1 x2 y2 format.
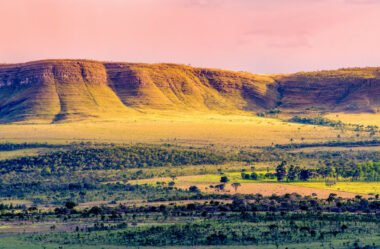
325 113 380 126
0 199 32 206
0 148 57 160
128 173 371 199
289 182 380 195
288 146 380 153
0 113 373 147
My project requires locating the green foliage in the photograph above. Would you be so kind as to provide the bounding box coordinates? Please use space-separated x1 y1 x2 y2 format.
276 161 287 181
0 145 227 175
220 176 229 183
289 116 344 128
250 172 258 180
0 142 64 151
21 197 380 247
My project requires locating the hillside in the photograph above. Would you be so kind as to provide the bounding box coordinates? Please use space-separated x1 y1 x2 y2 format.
0 59 379 123
277 68 380 113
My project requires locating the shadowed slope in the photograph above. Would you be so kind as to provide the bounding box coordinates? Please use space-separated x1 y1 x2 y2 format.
277 68 380 113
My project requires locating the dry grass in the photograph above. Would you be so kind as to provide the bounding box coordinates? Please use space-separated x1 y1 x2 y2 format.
129 175 368 199
0 200 32 206
324 113 380 126
0 148 57 160
289 146 380 153
289 182 380 195
0 113 361 147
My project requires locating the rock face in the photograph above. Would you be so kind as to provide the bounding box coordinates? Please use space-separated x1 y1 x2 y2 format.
0 59 379 123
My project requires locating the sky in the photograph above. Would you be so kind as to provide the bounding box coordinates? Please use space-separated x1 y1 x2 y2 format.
0 0 380 74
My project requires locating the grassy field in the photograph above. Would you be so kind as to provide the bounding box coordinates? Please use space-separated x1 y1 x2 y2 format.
325 112 380 126
0 235 378 249
0 113 372 148
128 174 371 199
0 148 58 160
289 182 380 195
0 113 378 248
288 145 380 153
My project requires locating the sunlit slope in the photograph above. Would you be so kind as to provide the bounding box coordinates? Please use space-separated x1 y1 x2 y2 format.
0 60 133 123
0 60 279 123
1 60 380 123
105 63 278 112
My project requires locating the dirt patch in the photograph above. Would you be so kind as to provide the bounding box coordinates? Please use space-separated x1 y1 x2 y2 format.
177 182 368 199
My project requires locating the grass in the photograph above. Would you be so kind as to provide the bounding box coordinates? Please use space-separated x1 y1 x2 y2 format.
128 173 371 199
178 171 277 183
288 145 380 153
128 171 276 185
0 199 32 206
325 112 380 126
0 235 378 249
0 148 57 160
0 113 370 148
288 182 380 195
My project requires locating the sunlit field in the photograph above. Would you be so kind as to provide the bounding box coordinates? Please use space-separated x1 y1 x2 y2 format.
0 112 372 148
128 174 370 199
325 113 380 126
289 182 380 195
0 148 57 160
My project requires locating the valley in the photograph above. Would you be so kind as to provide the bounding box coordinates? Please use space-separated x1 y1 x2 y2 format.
0 60 379 248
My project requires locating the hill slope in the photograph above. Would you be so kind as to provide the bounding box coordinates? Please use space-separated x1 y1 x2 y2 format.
277 68 380 113
0 60 379 123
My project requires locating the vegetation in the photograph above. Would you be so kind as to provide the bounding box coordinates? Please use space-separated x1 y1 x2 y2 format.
1 61 380 248
13 194 380 247
0 141 378 248
269 139 380 150
0 145 226 175
289 116 378 135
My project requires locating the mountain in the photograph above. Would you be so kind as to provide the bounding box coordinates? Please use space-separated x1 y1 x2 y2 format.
0 59 379 123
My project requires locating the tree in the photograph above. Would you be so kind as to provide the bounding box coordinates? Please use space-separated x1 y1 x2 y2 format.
65 201 77 210
250 172 258 180
241 173 250 180
231 182 241 192
327 193 337 203
299 169 311 181
214 184 225 192
168 181 175 186
287 165 300 182
220 176 229 183
276 161 287 181
189 186 200 192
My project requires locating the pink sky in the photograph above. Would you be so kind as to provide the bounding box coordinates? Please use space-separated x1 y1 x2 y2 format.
0 0 380 74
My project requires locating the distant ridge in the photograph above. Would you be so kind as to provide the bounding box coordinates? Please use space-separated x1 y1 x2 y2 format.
0 59 379 123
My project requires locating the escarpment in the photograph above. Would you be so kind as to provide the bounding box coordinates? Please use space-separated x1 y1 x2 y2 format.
0 60 379 123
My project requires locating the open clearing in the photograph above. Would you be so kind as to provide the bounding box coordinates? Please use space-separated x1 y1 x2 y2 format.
288 145 380 153
325 112 380 126
0 148 57 160
0 113 369 147
289 182 380 195
130 175 370 198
